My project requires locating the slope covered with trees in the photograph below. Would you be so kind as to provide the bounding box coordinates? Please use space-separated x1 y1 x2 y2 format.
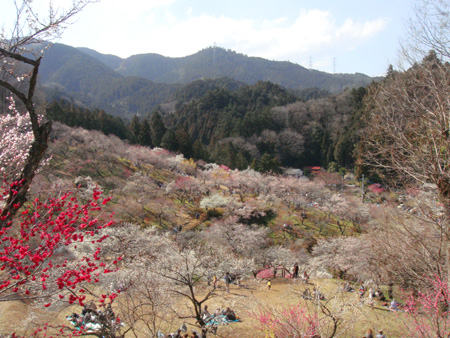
162 81 366 171
2 119 441 337
33 43 378 120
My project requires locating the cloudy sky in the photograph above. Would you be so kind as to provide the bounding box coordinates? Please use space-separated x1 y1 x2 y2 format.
3 0 415 76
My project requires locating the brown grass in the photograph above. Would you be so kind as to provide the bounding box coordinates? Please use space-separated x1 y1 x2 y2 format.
0 278 408 338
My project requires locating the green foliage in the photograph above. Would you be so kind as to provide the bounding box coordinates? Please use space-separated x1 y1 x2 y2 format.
46 100 127 139
327 162 338 172
128 115 141 143
163 83 369 171
138 119 153 147
161 129 178 151
175 126 193 158
150 111 167 147
250 154 282 174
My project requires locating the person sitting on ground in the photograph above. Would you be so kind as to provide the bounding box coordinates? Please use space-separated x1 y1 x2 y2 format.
302 288 312 300
191 331 199 338
223 307 237 321
313 287 325 300
303 270 309 282
343 282 354 292
67 313 83 327
201 305 212 322
375 330 386 338
359 285 365 299
390 299 398 311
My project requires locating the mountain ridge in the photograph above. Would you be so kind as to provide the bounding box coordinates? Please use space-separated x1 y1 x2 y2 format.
76 45 378 93
37 43 379 119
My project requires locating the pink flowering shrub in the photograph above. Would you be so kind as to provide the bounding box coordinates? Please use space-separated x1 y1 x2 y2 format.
0 98 35 179
404 277 450 338
367 183 385 194
253 304 321 338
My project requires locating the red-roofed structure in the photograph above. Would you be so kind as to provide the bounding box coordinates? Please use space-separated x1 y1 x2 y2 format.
304 166 322 175
256 266 293 279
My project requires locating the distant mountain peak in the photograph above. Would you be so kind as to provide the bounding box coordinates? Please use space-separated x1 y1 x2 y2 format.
75 44 374 93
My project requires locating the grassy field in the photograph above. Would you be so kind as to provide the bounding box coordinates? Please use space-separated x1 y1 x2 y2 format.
0 277 408 338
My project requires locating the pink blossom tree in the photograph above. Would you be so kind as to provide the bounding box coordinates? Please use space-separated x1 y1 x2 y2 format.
404 277 450 338
1 0 96 225
0 98 35 179
253 304 322 338
0 1 119 335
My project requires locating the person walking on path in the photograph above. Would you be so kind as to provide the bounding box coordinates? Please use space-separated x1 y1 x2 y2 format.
224 272 231 293
267 279 272 290
293 263 299 278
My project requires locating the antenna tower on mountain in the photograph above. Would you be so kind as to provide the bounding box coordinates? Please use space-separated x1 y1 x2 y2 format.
309 56 312 69
333 57 336 73
212 42 217 66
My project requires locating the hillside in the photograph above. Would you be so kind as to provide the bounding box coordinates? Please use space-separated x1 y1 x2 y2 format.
0 118 442 337
2 122 429 337
162 83 366 170
39 44 182 117
35 44 378 120
43 82 364 171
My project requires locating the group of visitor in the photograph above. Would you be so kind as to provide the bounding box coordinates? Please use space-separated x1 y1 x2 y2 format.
66 303 119 333
201 305 237 322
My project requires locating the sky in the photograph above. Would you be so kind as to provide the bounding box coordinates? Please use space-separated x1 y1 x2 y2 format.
2 0 416 76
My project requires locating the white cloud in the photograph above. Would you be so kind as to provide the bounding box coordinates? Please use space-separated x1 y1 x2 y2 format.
58 4 388 73
130 9 388 63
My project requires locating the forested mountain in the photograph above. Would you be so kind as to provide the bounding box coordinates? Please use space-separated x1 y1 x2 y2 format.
36 43 369 171
163 82 366 170
44 81 365 172
81 46 376 93
39 44 181 117
36 43 377 119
